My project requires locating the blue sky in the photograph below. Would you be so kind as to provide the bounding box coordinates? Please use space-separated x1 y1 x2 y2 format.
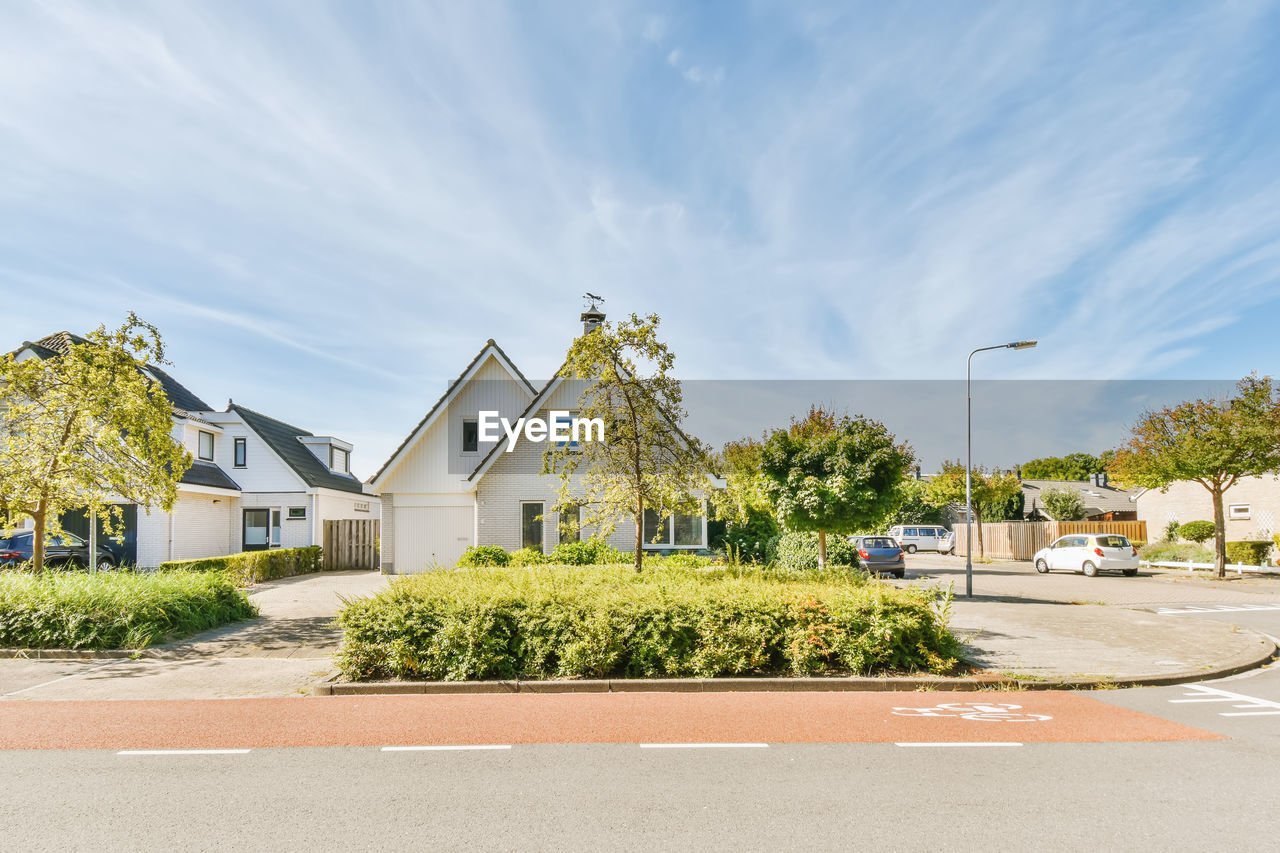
2 1 1279 476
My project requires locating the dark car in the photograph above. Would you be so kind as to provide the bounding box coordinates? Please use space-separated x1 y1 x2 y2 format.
853 535 906 579
0 529 117 571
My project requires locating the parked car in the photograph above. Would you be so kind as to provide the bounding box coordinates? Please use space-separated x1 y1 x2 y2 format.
852 535 906 578
887 524 950 554
938 530 956 555
1032 534 1139 577
0 529 117 571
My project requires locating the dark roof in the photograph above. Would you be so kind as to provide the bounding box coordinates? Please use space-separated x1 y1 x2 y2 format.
231 403 366 494
1021 479 1138 519
371 339 536 484
180 461 241 491
19 331 212 412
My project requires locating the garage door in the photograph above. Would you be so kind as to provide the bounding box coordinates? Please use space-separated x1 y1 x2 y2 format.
394 506 474 571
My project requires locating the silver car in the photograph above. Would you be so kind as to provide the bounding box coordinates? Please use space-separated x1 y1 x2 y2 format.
1033 533 1139 577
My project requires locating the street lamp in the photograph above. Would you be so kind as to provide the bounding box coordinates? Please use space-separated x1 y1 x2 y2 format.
965 340 1037 598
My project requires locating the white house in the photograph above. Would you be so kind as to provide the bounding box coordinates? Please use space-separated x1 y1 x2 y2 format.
12 332 378 567
371 311 713 573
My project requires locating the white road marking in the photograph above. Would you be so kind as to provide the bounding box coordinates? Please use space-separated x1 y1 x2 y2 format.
1171 684 1280 718
2 660 125 697
381 745 512 752
1156 603 1280 615
639 743 769 749
896 737 1024 742
117 749 251 756
891 702 1052 722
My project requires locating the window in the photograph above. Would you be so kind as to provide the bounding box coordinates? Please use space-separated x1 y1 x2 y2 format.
287 507 307 520
198 431 215 462
643 508 705 548
643 508 670 544
1229 504 1252 520
271 510 281 547
233 437 247 468
559 504 581 545
354 501 370 513
521 502 544 552
330 446 349 474
462 419 479 453
553 411 580 450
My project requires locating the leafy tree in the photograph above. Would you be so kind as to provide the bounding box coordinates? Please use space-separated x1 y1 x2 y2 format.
1020 452 1106 481
922 461 1022 559
889 478 946 528
544 313 709 572
1176 521 1216 545
758 406 915 570
1040 486 1086 521
1108 375 1280 577
708 437 779 563
0 315 191 572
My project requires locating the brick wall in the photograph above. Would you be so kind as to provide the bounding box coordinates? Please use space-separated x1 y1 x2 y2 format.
1136 476 1280 542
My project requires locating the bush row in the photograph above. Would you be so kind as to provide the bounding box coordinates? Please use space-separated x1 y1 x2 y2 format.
1139 540 1274 565
336 565 959 682
0 570 257 650
159 546 323 586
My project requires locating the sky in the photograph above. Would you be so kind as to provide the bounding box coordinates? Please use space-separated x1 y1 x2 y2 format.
2 1 1279 477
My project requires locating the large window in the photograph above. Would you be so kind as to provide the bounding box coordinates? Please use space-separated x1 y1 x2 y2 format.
522 502 544 552
233 437 247 468
642 508 705 549
330 446 349 474
197 431 215 462
559 504 581 545
462 419 479 453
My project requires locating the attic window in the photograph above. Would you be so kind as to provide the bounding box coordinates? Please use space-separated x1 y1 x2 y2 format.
462 419 479 453
330 446 349 474
198 431 215 462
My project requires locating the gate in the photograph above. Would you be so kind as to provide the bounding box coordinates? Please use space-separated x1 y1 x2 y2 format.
323 519 380 570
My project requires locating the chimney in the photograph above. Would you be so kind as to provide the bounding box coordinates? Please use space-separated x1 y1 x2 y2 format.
581 309 605 335
914 465 922 480
1100 471 1108 488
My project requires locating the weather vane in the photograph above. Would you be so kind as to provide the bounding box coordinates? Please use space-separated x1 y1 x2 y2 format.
583 292 605 312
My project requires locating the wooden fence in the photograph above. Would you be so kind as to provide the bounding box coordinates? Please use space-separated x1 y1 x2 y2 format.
954 520 1147 561
323 519 380 570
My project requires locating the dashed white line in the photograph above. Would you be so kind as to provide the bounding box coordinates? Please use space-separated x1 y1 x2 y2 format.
639 743 769 749
381 745 512 752
117 749 251 756
896 737 1024 742
1156 603 1280 615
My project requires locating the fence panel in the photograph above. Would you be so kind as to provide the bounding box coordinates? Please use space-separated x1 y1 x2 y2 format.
323 519 381 570
953 520 1147 561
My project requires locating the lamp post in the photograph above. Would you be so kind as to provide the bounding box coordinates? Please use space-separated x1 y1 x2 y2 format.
966 340 1037 598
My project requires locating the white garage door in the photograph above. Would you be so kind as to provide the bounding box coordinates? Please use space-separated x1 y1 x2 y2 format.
394 506 474 571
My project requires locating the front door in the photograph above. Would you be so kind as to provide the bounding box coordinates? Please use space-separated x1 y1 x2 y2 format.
243 509 271 551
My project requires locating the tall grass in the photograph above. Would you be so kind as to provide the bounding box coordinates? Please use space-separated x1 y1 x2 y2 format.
0 570 258 650
338 564 960 682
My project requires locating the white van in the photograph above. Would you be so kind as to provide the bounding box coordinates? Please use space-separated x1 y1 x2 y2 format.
888 525 950 553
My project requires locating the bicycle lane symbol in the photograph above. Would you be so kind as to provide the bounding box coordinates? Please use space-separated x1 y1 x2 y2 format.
891 702 1053 722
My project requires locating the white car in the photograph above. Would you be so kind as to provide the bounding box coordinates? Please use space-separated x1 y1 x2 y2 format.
888 525 950 554
1033 533 1140 577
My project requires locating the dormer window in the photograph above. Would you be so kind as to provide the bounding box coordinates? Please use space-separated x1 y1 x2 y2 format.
330 446 349 474
198 431 215 462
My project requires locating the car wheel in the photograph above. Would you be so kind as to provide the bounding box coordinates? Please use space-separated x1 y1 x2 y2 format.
1082 561 1098 577
1122 568 1137 577
905 544 917 554
894 570 905 579
1035 559 1049 574
96 557 115 572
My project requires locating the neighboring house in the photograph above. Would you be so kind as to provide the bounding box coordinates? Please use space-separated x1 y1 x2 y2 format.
372 311 715 573
1132 475 1280 543
10 332 378 567
1022 475 1138 521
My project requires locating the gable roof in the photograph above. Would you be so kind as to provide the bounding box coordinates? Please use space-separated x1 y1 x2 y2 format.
230 403 366 494
1021 479 1138 519
18 331 213 412
370 339 536 487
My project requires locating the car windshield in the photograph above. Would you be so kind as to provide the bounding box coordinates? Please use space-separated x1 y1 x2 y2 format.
0 531 32 549
862 537 896 549
1095 535 1130 548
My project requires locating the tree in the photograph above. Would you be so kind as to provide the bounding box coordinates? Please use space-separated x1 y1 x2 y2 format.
0 315 191 572
888 478 946 528
757 406 915 570
1107 375 1280 577
922 461 1022 559
708 436 779 563
544 313 709 572
1020 452 1106 481
1176 521 1216 545
1040 486 1086 521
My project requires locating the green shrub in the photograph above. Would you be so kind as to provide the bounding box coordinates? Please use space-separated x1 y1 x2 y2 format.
1226 541 1272 566
1176 521 1216 544
1163 520 1181 542
548 538 629 566
507 547 547 567
1138 542 1213 563
159 547 323 586
643 552 714 569
457 546 510 568
0 570 257 650
719 510 780 565
336 565 959 681
773 532 860 571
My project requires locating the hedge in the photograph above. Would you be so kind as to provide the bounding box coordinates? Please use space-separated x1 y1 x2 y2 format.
774 532 860 571
159 546 323 586
336 565 961 682
1225 541 1272 566
0 570 257 650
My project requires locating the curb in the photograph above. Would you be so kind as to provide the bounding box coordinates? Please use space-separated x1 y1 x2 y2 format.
314 634 1278 697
